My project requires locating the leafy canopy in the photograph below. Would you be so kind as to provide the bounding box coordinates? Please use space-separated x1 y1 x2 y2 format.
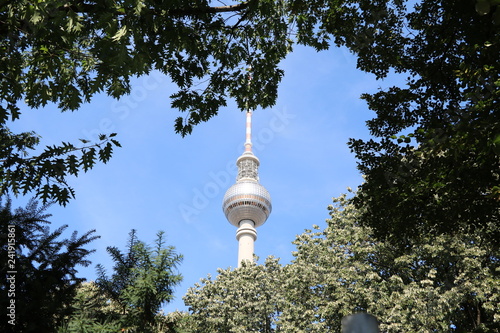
184 195 500 332
2 0 498 247
0 0 297 205
184 257 285 333
1 0 295 133
323 0 500 246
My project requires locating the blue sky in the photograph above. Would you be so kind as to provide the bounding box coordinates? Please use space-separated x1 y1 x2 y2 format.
9 44 394 311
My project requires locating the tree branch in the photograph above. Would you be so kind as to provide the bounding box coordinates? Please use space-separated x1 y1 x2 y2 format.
172 2 250 15
59 1 250 17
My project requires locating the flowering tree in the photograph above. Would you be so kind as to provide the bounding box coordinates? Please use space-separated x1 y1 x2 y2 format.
184 194 499 332
184 257 285 333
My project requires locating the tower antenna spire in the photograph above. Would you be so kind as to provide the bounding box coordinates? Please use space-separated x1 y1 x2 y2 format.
244 108 253 153
244 66 253 153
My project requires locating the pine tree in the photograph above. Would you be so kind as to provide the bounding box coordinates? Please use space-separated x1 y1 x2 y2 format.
0 197 99 332
93 230 183 332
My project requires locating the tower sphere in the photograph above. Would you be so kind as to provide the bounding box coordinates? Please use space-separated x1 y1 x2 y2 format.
222 180 272 228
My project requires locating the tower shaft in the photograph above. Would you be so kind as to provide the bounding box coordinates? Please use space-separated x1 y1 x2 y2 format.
236 220 257 266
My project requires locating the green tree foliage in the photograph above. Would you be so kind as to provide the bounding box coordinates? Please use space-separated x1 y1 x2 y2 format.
57 281 124 332
3 0 498 242
184 257 285 333
64 230 184 332
1 0 293 205
302 0 500 247
0 127 121 206
1 0 292 131
184 195 499 332
0 197 98 332
59 281 193 333
288 194 499 332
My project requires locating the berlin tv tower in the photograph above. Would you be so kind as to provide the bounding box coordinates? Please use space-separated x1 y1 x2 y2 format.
222 110 272 267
